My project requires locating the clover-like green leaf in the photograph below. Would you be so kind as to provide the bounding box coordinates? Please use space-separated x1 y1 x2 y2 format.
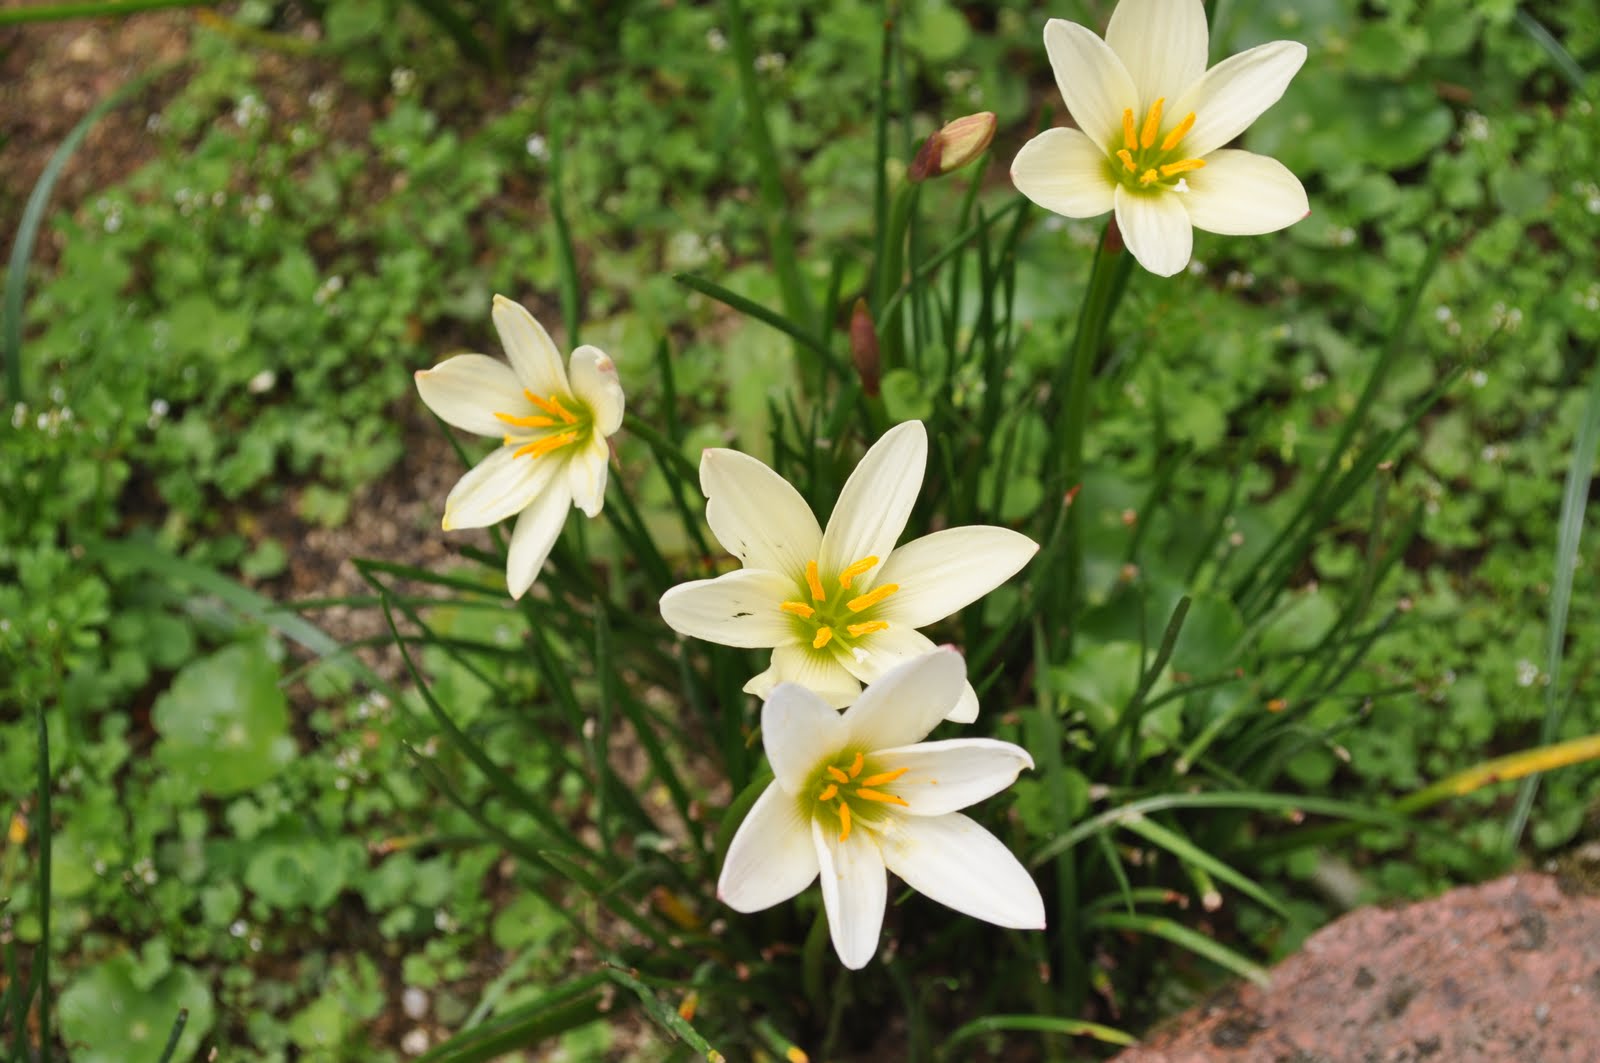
151 642 295 796
58 954 214 1063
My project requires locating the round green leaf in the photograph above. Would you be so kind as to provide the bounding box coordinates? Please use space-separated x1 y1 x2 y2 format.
151 642 295 796
58 955 214 1063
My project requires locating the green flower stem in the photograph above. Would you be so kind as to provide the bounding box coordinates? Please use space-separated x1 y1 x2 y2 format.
34 698 52 1063
874 179 921 373
1046 220 1133 635
802 904 829 1013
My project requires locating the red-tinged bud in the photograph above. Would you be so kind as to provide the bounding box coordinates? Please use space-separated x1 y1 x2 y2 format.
849 298 880 397
909 112 997 181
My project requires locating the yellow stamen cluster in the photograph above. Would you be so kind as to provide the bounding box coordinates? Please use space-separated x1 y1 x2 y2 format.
814 751 910 841
1113 97 1205 191
495 390 587 460
779 555 900 654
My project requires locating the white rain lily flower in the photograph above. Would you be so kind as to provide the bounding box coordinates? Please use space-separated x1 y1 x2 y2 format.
659 421 1037 721
1010 0 1309 276
415 294 623 599
719 649 1046 970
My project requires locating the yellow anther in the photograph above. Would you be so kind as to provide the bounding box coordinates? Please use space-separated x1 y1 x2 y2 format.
526 391 577 424
1116 148 1138 173
838 555 879 590
846 583 899 613
805 560 826 602
827 765 851 784
817 783 839 802
846 621 889 638
787 1048 809 1063
1139 97 1165 149
511 430 579 459
838 802 852 841
780 601 815 619
1138 169 1160 186
1121 108 1138 151
854 788 908 806
812 626 834 650
860 767 909 787
1160 111 1197 152
848 752 864 778
1159 158 1206 178
494 411 559 428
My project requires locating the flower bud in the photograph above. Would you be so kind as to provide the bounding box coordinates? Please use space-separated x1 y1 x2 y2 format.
908 112 997 181
849 298 880 397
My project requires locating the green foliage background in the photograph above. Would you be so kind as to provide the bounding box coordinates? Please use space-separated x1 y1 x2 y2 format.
3 0 1599 1058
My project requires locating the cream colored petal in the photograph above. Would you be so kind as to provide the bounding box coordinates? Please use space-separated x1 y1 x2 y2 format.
491 294 569 397
568 345 625 436
818 420 926 582
1043 18 1140 151
414 354 526 438
871 738 1034 817
1114 185 1194 277
505 480 573 599
1105 0 1210 108
1181 149 1309 235
700 448 822 581
762 681 850 795
876 526 1039 629
567 435 610 518
1010 128 1117 220
813 818 887 970
718 783 819 912
659 569 800 649
745 644 862 709
442 446 557 531
840 647 966 753
840 626 980 724
879 813 1046 930
1173 40 1307 159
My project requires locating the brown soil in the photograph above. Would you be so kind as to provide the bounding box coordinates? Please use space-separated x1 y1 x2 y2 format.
0 9 191 242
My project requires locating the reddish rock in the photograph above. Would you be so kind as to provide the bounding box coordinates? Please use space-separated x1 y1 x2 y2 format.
1114 874 1600 1063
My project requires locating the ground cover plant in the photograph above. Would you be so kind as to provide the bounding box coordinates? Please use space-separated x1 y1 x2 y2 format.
3 0 1600 1058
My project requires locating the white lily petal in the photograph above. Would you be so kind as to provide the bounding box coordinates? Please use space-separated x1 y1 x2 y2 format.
880 813 1046 930
491 294 570 397
840 626 981 724
841 648 966 752
1105 0 1210 109
1010 127 1117 220
877 526 1039 629
567 435 610 518
505 481 572 599
813 818 887 970
568 345 625 435
1174 40 1307 159
442 446 558 531
1181 148 1309 235
872 738 1035 817
763 682 850 795
1114 185 1194 277
746 644 862 709
414 354 528 438
660 569 801 649
718 783 819 912
1043 18 1139 151
819 421 927 582
700 448 822 581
